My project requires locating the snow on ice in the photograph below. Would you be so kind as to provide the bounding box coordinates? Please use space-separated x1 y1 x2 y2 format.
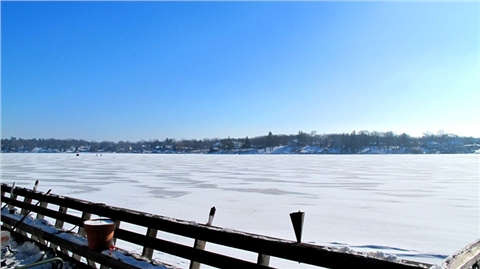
1 154 478 268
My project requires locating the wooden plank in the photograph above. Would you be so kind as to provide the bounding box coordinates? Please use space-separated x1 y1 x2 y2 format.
444 238 480 269
189 207 216 269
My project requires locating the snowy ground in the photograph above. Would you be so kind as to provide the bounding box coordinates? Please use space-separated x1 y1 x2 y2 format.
1 236 60 269
1 154 478 268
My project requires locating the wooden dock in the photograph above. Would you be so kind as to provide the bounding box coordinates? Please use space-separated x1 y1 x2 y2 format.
1 183 478 269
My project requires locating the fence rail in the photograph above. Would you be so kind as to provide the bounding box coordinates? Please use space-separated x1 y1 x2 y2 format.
0 183 470 269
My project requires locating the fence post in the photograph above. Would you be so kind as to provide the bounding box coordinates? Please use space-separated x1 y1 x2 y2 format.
50 206 69 253
2 185 16 229
20 196 33 216
18 196 32 236
189 207 216 269
257 254 271 266
35 201 48 220
72 211 91 261
142 227 158 259
31 201 49 244
112 220 121 246
77 212 91 237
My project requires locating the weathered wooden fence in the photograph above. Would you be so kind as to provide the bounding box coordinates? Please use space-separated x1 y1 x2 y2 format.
1 183 477 269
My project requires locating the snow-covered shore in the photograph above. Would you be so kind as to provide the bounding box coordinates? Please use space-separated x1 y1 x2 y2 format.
210 145 479 155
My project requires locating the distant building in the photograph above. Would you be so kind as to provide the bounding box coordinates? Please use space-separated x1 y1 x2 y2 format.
424 141 440 149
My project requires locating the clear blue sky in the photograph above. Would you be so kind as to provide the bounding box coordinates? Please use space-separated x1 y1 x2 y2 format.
1 2 479 142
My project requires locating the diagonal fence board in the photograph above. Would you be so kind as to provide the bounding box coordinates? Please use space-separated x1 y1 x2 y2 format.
443 238 480 269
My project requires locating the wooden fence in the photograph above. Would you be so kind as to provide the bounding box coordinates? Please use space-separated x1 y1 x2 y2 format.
1 183 477 269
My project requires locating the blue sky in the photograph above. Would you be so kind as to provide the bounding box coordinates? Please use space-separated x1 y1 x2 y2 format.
1 2 479 141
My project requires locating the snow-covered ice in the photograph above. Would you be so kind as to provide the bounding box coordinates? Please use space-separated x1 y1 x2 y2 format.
1 153 478 268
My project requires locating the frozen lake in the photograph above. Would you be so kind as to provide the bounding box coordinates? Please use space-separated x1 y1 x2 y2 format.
1 153 478 268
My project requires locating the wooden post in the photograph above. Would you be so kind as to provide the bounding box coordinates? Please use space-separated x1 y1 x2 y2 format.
7 183 16 214
142 227 158 259
2 186 16 229
72 211 91 261
35 201 48 220
77 212 91 237
50 206 68 252
1 188 6 209
189 207 216 269
18 196 34 237
31 201 49 244
20 196 33 216
54 206 68 230
112 220 121 246
0 187 5 228
19 180 38 236
257 254 270 266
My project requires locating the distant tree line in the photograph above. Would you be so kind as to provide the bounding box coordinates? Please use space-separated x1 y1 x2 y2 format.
1 130 479 153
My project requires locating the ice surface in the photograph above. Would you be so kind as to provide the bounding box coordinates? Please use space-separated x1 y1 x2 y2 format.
1 154 478 268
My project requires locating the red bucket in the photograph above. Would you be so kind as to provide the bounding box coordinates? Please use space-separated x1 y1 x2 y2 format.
83 219 115 251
